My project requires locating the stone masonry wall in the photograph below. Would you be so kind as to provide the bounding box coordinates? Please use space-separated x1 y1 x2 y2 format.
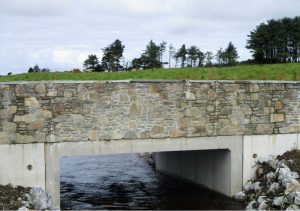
0 80 300 144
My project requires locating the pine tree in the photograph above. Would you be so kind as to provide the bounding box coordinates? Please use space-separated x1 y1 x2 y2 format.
225 42 239 65
83 54 100 71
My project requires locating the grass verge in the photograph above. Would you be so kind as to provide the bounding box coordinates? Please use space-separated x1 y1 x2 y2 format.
1 63 300 82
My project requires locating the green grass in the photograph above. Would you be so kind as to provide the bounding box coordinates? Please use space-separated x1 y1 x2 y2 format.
1 63 300 82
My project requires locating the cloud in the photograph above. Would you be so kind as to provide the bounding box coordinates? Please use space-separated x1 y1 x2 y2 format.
0 0 73 17
53 50 103 67
0 0 299 75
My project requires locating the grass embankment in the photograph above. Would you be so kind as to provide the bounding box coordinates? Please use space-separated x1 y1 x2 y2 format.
1 63 300 82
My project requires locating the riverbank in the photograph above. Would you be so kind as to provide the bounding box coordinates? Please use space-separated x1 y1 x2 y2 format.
236 150 300 210
0 184 29 210
0 185 53 210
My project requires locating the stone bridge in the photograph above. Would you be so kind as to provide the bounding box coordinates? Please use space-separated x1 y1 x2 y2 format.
1 80 300 207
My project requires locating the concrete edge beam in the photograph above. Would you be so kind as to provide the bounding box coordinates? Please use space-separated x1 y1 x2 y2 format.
1 80 300 85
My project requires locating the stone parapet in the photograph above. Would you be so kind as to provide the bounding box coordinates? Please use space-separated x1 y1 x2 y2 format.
0 80 300 144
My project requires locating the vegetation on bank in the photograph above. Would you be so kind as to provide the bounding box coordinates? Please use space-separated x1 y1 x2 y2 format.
1 63 300 82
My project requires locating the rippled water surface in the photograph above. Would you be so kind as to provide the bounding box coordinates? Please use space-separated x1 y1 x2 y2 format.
60 154 244 210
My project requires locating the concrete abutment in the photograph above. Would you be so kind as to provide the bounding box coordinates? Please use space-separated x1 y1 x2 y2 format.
1 134 299 208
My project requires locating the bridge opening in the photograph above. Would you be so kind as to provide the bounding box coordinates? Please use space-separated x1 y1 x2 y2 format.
59 150 243 210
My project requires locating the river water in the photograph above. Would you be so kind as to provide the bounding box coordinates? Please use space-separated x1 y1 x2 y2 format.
60 154 244 210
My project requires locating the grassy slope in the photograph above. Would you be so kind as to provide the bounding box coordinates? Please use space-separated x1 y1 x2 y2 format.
1 63 300 82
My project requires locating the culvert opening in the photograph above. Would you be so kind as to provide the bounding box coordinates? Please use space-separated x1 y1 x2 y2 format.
59 151 243 210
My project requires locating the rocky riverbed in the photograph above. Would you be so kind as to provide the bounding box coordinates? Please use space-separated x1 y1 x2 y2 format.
0 185 53 210
235 150 300 210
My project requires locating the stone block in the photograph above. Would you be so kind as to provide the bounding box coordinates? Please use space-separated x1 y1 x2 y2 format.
28 122 44 130
149 84 161 93
207 105 215 112
119 93 130 104
124 130 138 139
194 124 207 133
251 115 269 124
64 91 72 98
255 124 274 134
35 83 46 95
128 121 137 129
251 93 259 101
43 110 52 120
25 97 40 109
167 83 183 92
14 111 44 123
15 85 25 95
150 126 165 138
208 90 217 101
89 91 98 101
270 84 283 91
220 106 233 116
16 134 34 144
0 132 8 144
46 134 56 143
88 130 97 141
185 91 195 100
219 126 233 136
270 113 285 123
239 104 252 115
178 118 189 130
78 91 90 101
92 82 104 90
184 107 200 117
112 130 124 140
250 84 259 92
8 106 17 114
35 131 46 143
3 122 17 132
238 93 246 101
180 102 188 109
279 125 300 134
169 128 182 138
275 101 284 110
46 90 57 97
52 103 64 114
148 106 167 119
129 103 142 116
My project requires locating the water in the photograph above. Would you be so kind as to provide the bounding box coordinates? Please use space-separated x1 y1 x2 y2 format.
60 154 244 210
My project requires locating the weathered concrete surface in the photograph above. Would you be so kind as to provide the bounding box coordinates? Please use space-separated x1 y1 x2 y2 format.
156 149 237 197
44 136 243 207
243 134 298 183
0 80 300 144
154 136 243 197
0 143 45 189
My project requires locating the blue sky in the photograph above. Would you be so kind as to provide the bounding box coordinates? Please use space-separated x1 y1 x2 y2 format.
0 0 300 75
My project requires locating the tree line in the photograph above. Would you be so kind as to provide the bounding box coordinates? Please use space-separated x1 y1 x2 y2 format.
83 40 239 72
28 64 51 73
26 16 299 74
247 16 300 63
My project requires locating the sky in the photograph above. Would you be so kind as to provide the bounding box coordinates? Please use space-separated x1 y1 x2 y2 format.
0 0 300 75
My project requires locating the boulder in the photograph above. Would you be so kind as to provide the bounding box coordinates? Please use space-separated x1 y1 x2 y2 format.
26 187 52 210
246 201 257 210
234 191 246 201
273 196 284 207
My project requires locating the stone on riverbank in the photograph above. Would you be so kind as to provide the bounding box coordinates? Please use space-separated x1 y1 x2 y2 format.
237 150 300 210
0 184 54 210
